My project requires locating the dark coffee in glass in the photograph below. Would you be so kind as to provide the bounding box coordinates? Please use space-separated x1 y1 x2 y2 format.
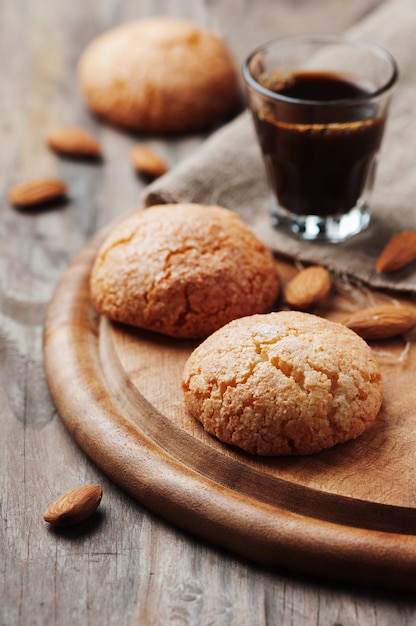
243 36 398 242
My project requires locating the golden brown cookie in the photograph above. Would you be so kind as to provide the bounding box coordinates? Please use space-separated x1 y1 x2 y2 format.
182 311 383 455
78 17 240 132
90 204 280 338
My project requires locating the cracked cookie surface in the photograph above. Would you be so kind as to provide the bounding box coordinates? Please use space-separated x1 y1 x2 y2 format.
182 311 383 455
90 204 280 338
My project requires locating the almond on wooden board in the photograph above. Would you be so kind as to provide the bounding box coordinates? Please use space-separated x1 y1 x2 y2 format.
130 144 168 179
284 265 332 310
376 231 416 272
343 304 416 340
43 484 103 526
46 126 101 158
7 178 67 208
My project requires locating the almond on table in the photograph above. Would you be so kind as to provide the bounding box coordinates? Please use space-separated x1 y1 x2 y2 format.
376 230 416 272
46 126 102 158
343 304 416 340
284 265 332 310
43 484 103 526
130 144 168 179
7 178 67 208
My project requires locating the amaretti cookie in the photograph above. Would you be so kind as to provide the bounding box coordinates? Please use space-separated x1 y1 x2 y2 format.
182 311 383 455
90 204 280 338
78 17 240 132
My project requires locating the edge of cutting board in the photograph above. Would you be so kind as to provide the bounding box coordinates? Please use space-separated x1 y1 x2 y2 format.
43 212 416 592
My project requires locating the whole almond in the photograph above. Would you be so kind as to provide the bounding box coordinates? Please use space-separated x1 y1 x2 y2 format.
7 178 67 208
43 484 103 526
284 265 332 310
343 304 416 340
46 126 101 158
376 231 416 272
130 144 168 179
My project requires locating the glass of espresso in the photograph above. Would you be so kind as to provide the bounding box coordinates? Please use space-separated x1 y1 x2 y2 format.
243 35 398 242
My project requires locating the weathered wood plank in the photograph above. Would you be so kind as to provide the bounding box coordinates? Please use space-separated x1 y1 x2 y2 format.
4 0 416 624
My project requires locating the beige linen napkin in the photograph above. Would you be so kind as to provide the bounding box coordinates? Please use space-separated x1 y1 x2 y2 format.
144 0 416 295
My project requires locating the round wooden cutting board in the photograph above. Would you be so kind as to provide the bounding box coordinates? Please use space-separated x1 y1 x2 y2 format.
43 213 416 591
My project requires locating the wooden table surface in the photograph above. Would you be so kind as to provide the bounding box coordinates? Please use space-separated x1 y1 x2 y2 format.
2 0 416 624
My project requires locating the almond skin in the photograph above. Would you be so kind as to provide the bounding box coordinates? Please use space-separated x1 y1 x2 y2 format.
46 126 101 158
130 144 168 179
376 231 416 272
43 484 103 526
7 178 67 208
284 265 332 310
343 304 416 340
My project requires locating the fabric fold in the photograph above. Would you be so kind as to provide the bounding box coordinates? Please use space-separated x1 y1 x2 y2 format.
144 0 416 295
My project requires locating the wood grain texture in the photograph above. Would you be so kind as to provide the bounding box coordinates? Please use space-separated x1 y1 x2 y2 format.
3 0 416 624
43 219 416 591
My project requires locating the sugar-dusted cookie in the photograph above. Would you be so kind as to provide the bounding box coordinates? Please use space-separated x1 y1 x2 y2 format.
78 17 240 132
90 204 280 338
182 311 383 455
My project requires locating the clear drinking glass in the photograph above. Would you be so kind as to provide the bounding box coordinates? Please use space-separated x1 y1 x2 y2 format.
243 35 398 243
